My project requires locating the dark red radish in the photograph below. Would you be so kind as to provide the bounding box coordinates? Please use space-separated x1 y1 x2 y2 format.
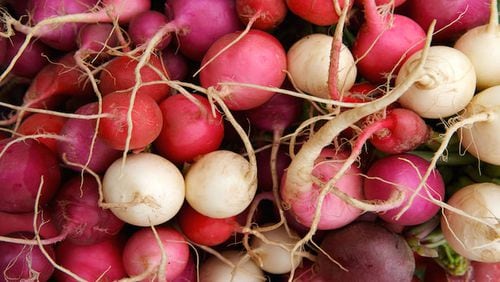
98 54 171 102
317 221 415 281
245 93 302 133
0 211 58 238
352 0 426 83
52 175 125 245
54 237 126 281
57 102 121 173
286 0 353 26
122 227 190 281
128 10 172 50
236 0 288 30
255 147 291 192
0 234 55 282
161 48 189 82
17 113 66 154
0 37 6 66
0 138 61 213
364 153 445 226
76 23 118 60
200 29 287 110
154 94 224 164
98 91 163 151
469 261 500 281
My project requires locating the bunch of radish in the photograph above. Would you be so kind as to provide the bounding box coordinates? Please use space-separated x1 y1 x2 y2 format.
0 0 499 281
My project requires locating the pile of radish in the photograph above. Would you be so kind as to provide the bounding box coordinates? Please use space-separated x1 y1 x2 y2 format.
1 0 500 281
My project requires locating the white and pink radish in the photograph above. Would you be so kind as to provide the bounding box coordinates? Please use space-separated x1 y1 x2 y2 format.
395 45 476 119
102 153 185 227
199 250 265 282
441 182 500 263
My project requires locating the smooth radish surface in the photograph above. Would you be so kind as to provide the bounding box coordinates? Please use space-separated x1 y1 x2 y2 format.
250 225 302 274
52 175 125 245
396 46 476 119
199 29 287 110
54 237 126 281
128 10 171 49
103 153 185 226
122 227 190 281
57 102 121 173
364 153 445 226
77 23 118 58
185 150 256 218
0 138 61 213
17 113 66 154
441 182 500 263
0 211 58 238
177 203 238 246
281 149 364 229
153 94 225 164
459 85 500 165
286 0 353 26
454 0 500 90
2 33 52 78
352 0 426 83
356 0 407 7
287 33 357 99
98 91 163 151
236 0 288 30
317 221 415 281
161 48 189 82
199 250 265 282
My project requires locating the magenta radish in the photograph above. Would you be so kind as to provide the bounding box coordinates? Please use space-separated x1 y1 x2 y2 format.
236 0 288 30
161 48 189 82
286 0 353 26
441 182 500 263
364 153 445 226
356 0 408 7
57 102 121 173
0 138 61 213
395 45 476 119
199 250 265 282
76 23 118 60
52 175 125 245
281 148 364 229
407 0 490 43
122 226 190 281
102 153 185 227
317 221 415 281
128 10 171 49
352 0 426 84
153 94 225 164
454 0 500 90
54 237 126 281
185 150 256 218
0 234 55 282
200 29 287 110
287 33 357 99
0 211 58 238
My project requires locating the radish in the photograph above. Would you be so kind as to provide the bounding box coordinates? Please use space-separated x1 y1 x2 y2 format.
356 0 407 7
352 0 426 83
236 0 288 30
128 10 172 50
76 23 118 61
102 153 185 227
454 0 500 90
185 150 256 218
0 211 58 238
287 33 357 99
17 113 66 154
122 226 190 281
199 29 287 110
199 250 265 282
441 182 500 263
161 48 189 82
286 0 353 26
395 46 476 119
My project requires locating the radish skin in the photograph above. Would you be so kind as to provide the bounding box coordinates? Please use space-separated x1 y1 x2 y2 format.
199 250 265 282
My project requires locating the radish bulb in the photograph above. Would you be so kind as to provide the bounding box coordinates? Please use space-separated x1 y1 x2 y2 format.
395 46 476 119
287 33 357 99
199 250 265 282
441 182 500 263
102 153 185 226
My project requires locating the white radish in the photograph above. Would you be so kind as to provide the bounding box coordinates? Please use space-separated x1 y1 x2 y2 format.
287 33 357 99
185 150 256 218
441 182 500 263
199 250 265 282
102 153 185 226
395 45 476 119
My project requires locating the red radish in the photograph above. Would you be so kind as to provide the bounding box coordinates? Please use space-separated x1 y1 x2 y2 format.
0 211 58 238
236 0 288 30
161 48 189 82
57 102 121 173
199 250 265 281
128 10 171 50
356 0 408 7
469 261 500 281
407 0 490 43
0 138 61 213
76 23 118 60
98 54 170 102
177 203 238 246
52 175 125 245
55 237 126 281
17 113 66 154
286 0 353 26
154 94 225 164
0 233 55 282
103 153 185 227
245 93 302 133
122 227 190 281
200 29 287 110
98 91 163 151
364 153 445 226
352 0 426 83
